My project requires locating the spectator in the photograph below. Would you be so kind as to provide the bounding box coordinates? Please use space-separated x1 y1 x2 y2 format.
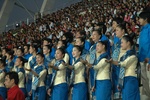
4 71 25 100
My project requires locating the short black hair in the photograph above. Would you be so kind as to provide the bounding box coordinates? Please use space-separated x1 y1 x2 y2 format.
139 12 150 23
43 38 52 43
73 45 83 55
0 58 6 66
17 46 24 53
78 30 86 40
122 35 134 46
113 17 123 25
5 72 19 85
24 44 30 50
36 52 45 58
30 44 38 52
97 40 108 51
17 56 27 66
93 28 102 36
56 47 66 55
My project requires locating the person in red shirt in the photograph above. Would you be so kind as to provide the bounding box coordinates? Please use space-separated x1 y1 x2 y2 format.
4 72 25 100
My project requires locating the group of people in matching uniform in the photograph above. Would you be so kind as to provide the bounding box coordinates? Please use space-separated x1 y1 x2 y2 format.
0 11 150 100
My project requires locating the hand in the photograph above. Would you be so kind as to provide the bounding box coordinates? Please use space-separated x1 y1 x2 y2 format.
28 90 32 96
61 62 68 66
117 85 121 91
47 89 51 96
105 58 113 63
80 59 88 65
49 63 54 68
145 58 149 63
25 68 32 72
147 64 150 71
91 86 95 92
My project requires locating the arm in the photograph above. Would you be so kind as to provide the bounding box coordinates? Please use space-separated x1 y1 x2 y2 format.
25 57 32 74
119 55 137 68
18 72 24 81
93 59 110 70
0 72 5 82
25 68 39 77
38 69 47 81
61 62 73 70
74 62 83 70
63 53 69 64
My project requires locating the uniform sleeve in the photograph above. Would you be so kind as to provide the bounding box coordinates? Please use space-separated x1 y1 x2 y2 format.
63 53 69 64
49 59 55 66
74 62 83 70
25 61 30 74
93 58 109 70
58 64 66 70
18 72 24 81
12 66 16 71
38 69 47 82
86 54 90 62
120 55 137 67
0 72 5 82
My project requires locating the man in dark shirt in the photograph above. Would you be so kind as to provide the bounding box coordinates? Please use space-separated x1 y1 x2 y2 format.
4 71 25 100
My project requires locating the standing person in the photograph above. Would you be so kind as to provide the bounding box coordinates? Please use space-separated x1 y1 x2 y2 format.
64 45 88 100
138 11 150 99
56 40 70 65
14 56 27 96
62 32 74 64
4 72 25 100
83 41 111 100
26 44 38 99
111 18 123 52
43 45 53 91
107 35 140 100
26 53 47 100
56 40 70 85
88 28 109 99
43 38 56 58
5 50 14 72
75 37 89 60
0 59 6 100
75 30 91 51
23 44 32 60
112 23 127 99
47 48 68 100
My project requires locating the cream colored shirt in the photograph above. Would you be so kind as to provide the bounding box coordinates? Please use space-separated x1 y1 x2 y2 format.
74 62 86 84
18 72 25 88
26 56 35 75
64 53 69 64
120 55 137 77
93 58 110 80
51 60 67 85
118 49 126 61
0 71 5 87
32 65 47 87
47 53 69 75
